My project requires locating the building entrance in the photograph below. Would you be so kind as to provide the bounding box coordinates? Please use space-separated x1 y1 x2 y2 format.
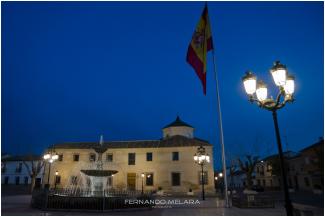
127 173 136 190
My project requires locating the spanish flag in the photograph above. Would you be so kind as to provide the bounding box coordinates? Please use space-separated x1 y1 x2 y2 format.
186 5 213 95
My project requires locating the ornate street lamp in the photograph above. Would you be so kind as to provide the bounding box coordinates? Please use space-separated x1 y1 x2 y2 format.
43 148 59 189
141 173 145 195
242 60 294 216
194 145 210 200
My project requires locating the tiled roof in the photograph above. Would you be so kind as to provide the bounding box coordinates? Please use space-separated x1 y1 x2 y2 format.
52 135 211 150
162 116 193 129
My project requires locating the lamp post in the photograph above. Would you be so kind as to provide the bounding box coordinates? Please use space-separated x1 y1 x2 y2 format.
242 61 294 216
43 149 59 189
194 145 210 201
54 171 59 189
141 173 145 195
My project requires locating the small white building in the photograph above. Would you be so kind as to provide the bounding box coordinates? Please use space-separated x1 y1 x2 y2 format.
1 155 44 187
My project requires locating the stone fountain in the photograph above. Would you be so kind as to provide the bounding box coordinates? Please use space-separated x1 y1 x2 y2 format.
79 135 118 196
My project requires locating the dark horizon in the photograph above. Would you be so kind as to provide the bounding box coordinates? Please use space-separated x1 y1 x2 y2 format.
2 1 324 169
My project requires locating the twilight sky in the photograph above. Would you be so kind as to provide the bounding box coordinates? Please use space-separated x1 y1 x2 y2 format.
2 1 324 169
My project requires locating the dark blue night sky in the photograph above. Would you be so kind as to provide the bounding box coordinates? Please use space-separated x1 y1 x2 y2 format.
2 1 324 169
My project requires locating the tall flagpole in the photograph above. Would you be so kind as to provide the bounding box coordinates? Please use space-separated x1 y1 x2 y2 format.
211 48 229 208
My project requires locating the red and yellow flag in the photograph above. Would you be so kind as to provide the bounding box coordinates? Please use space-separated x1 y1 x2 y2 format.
186 5 213 95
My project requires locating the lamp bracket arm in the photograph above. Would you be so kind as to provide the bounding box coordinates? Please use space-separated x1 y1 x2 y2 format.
274 90 283 107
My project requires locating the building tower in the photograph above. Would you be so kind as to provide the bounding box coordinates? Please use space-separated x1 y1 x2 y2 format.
162 116 194 139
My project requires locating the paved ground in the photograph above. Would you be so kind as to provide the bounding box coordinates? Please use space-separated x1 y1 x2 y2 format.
1 185 31 197
1 195 286 216
2 188 323 216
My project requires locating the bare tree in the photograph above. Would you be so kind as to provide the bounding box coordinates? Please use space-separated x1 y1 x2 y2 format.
22 155 44 193
238 155 259 189
227 158 238 190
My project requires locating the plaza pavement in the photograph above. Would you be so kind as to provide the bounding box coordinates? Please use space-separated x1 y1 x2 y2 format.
1 195 286 216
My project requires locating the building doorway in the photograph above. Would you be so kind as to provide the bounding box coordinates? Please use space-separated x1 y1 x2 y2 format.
127 173 136 190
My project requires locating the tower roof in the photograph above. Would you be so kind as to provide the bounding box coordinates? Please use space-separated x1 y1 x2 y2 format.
162 116 193 129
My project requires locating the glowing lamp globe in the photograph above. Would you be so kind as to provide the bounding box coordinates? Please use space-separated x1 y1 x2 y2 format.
43 154 50 160
284 74 295 95
270 61 287 86
256 80 268 101
242 71 257 95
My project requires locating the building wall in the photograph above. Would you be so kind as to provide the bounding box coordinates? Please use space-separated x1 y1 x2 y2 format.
300 145 324 191
255 155 323 192
1 161 44 185
47 146 215 193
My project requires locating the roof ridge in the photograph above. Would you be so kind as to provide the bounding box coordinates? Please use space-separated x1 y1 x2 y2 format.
162 116 193 129
56 139 160 145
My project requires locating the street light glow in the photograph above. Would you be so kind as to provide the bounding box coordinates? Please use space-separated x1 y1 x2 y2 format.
270 61 287 86
284 74 295 95
242 71 257 95
43 154 50 160
256 80 268 101
206 154 210 163
51 154 59 160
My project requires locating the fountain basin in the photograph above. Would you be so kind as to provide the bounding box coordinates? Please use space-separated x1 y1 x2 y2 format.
80 170 118 177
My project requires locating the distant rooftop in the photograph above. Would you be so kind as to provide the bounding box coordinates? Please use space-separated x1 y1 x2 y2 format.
262 151 300 161
2 154 42 162
52 135 211 150
162 116 193 129
299 138 324 153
